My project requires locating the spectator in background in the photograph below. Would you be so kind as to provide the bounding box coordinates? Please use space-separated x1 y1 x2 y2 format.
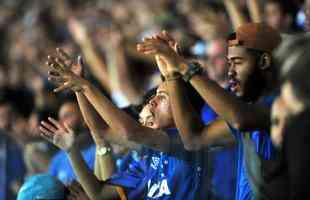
0 88 27 200
205 39 229 88
269 34 310 199
24 108 58 176
48 99 95 185
263 0 298 33
17 173 68 200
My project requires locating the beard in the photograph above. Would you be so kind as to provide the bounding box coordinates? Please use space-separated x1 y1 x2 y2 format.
242 68 267 103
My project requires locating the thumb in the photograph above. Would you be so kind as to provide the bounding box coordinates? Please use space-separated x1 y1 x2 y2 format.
63 122 74 133
77 55 84 75
77 55 83 67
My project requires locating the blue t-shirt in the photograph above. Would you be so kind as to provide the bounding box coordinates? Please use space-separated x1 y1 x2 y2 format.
228 97 276 200
49 144 96 185
201 104 237 200
107 129 210 200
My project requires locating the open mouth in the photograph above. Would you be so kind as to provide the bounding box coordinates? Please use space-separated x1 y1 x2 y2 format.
229 79 240 93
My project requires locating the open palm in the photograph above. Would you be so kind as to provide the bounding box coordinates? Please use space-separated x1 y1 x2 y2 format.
39 117 76 151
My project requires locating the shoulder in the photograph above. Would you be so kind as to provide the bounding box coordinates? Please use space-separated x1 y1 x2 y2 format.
50 151 66 165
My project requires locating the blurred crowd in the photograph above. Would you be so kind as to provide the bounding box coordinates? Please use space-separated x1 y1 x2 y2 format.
0 0 309 199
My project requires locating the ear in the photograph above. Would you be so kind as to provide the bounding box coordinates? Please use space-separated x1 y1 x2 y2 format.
259 53 272 70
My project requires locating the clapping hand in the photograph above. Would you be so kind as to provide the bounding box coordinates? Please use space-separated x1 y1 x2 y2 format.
39 117 76 152
46 48 86 92
137 30 187 77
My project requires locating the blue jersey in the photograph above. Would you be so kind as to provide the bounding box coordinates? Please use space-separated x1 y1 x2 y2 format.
201 104 237 200
107 129 210 200
228 97 277 200
49 144 96 185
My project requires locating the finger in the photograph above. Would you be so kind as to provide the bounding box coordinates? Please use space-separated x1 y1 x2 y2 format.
142 37 157 42
40 121 58 132
56 48 73 66
55 57 67 70
53 82 71 93
174 43 181 55
162 30 175 42
47 57 64 72
48 74 66 82
39 126 54 137
155 34 167 43
48 117 64 130
137 46 158 52
40 132 54 143
139 40 159 46
64 122 73 133
56 48 71 61
140 49 158 55
77 55 84 71
39 127 55 143
137 44 158 51
48 70 61 76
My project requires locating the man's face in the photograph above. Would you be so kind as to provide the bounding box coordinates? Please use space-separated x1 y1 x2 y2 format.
227 46 257 100
58 102 82 131
0 104 13 131
139 83 174 130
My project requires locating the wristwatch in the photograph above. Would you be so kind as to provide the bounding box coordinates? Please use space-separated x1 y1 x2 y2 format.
182 62 203 82
97 146 111 156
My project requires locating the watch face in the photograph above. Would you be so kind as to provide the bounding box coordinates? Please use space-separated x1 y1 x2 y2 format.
97 147 110 155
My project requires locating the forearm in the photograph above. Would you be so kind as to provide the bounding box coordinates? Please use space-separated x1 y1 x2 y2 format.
67 146 103 200
111 44 142 104
247 0 262 23
79 40 111 94
79 79 171 151
189 74 270 130
75 91 108 145
75 91 135 147
247 0 263 22
81 80 140 139
224 0 247 29
96 152 115 181
166 79 204 149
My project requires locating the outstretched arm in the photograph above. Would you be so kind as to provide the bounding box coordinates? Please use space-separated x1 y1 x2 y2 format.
68 18 111 94
105 30 143 105
138 34 234 150
247 0 263 23
166 78 234 150
39 118 105 200
46 49 172 152
224 0 247 29
79 79 171 152
138 32 270 133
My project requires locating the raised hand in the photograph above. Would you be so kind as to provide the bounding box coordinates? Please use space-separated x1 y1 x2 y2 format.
137 31 187 77
46 48 85 92
39 117 76 152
